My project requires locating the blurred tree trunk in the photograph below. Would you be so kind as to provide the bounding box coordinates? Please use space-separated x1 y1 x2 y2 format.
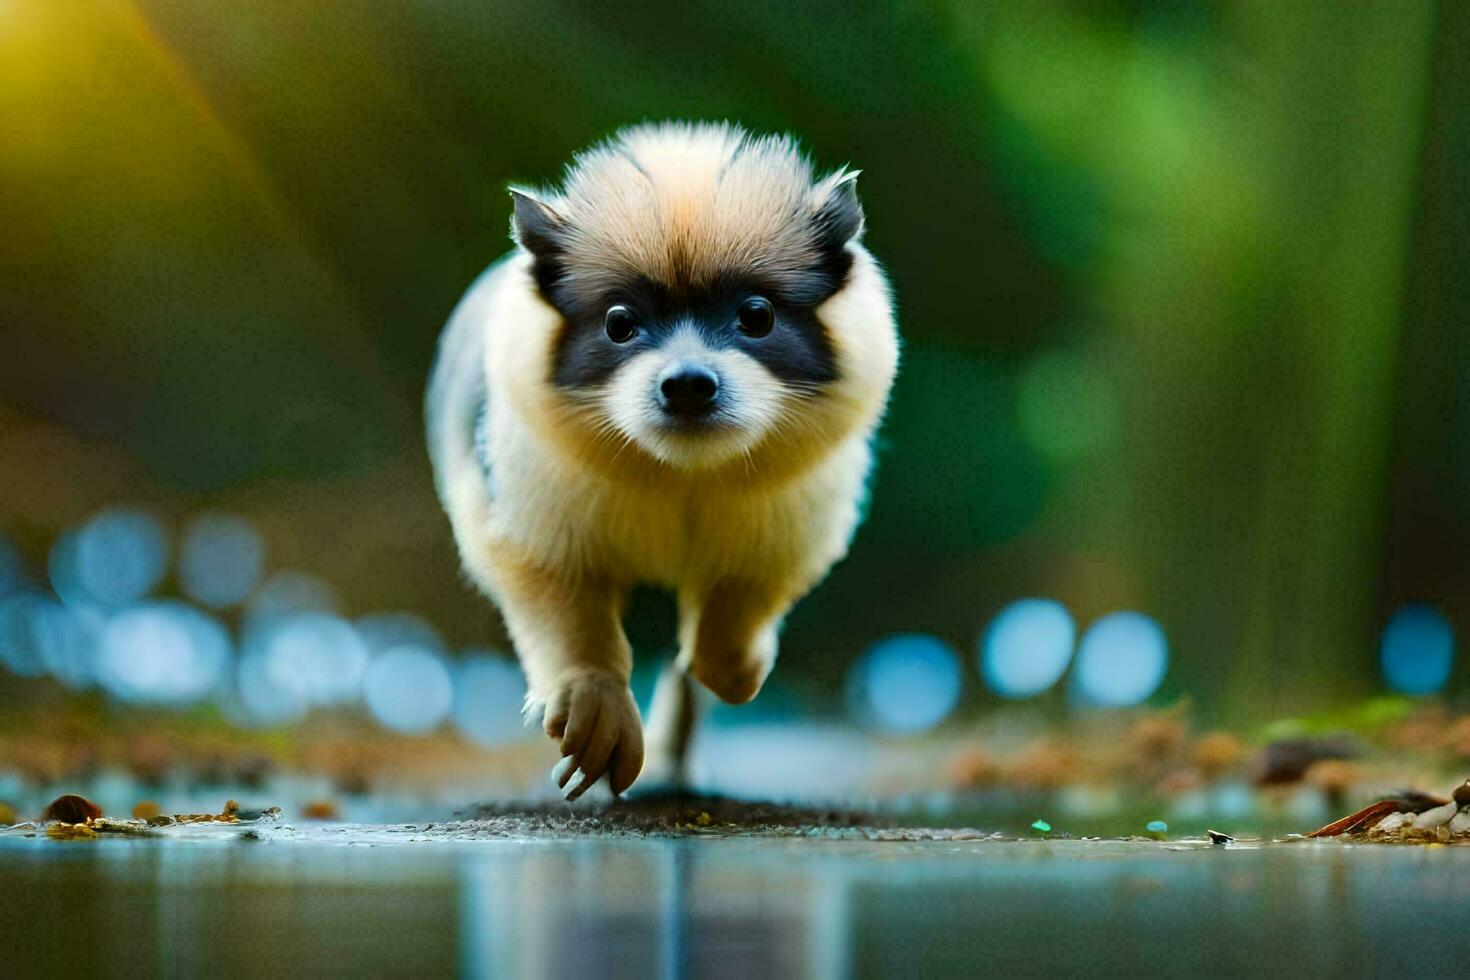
1381 2 1470 675
1115 3 1439 719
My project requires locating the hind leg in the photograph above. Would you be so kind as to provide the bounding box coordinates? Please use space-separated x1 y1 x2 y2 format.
641 660 701 787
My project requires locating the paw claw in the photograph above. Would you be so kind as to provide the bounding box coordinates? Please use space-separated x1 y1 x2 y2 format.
562 768 590 801
551 755 578 789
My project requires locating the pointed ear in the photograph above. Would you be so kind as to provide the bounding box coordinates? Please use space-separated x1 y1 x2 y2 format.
509 187 568 261
811 170 864 253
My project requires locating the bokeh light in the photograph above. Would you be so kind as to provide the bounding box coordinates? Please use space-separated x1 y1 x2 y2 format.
0 534 24 596
981 598 1075 698
179 512 265 609
1072 612 1169 707
244 570 340 631
356 611 446 656
30 599 106 689
0 593 49 677
453 653 530 746
97 602 231 703
1380 604 1454 695
52 508 170 607
847 633 962 734
250 612 369 708
236 645 306 726
46 530 85 606
362 646 454 734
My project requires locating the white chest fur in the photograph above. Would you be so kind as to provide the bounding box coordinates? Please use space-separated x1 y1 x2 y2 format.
482 396 870 592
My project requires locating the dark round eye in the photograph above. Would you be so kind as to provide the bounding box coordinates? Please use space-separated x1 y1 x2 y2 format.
604 305 638 343
737 297 774 338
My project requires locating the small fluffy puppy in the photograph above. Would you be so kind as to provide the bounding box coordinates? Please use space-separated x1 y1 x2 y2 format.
426 122 898 799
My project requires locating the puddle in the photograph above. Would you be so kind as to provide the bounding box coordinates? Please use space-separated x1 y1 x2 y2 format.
4 818 1469 977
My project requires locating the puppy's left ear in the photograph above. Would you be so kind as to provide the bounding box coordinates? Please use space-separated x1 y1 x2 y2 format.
812 170 865 253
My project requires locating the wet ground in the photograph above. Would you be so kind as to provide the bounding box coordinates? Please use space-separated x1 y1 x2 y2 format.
4 818 1469 978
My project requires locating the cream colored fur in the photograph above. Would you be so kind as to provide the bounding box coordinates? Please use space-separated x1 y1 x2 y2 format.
432 123 898 798
521 122 862 302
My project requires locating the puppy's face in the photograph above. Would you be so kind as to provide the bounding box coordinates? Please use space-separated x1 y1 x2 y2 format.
510 125 873 472
534 262 846 470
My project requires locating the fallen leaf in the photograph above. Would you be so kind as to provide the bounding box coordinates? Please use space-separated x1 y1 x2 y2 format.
1307 799 1402 838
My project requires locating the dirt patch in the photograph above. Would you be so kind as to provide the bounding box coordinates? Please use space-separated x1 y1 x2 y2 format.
440 791 998 840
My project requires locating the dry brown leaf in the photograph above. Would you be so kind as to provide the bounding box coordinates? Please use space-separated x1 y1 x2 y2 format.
1307 799 1401 838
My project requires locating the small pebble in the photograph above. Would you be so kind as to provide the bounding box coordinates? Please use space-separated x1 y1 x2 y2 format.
1372 812 1408 833
1411 801 1458 830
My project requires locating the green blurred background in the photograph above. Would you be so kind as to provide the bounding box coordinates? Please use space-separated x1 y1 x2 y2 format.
2 0 1466 725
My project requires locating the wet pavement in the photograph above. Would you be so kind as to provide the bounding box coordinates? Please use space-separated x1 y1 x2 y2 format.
3 829 1469 978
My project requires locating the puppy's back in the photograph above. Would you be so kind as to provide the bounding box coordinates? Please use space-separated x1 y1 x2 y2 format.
425 258 508 516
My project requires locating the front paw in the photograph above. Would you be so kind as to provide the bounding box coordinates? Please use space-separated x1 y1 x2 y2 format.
539 670 644 800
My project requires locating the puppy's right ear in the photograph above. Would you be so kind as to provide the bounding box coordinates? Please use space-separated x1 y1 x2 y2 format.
509 188 567 257
509 188 569 296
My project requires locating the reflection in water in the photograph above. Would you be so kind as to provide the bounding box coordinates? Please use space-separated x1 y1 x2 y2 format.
462 842 850 978
454 838 1470 978
3 836 1470 978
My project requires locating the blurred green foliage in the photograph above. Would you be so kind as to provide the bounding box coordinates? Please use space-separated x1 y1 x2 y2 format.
1 0 1465 719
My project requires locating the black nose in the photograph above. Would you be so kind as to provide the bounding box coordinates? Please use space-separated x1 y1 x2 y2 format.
658 364 720 417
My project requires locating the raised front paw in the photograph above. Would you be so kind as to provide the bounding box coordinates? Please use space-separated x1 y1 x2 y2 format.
687 643 775 705
540 670 644 801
